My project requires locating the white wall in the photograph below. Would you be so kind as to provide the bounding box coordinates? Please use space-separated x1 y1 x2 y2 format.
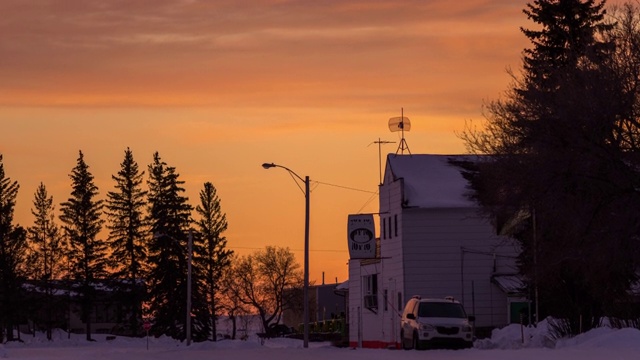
401 207 518 327
348 261 384 347
348 158 521 347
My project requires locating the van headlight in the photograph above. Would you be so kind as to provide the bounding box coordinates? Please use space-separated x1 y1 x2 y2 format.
420 324 435 331
462 325 472 332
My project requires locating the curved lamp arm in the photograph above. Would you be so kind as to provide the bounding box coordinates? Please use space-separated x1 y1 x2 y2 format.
261 162 305 183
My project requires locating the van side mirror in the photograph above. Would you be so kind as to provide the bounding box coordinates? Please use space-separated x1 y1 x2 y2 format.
406 313 416 320
468 315 476 322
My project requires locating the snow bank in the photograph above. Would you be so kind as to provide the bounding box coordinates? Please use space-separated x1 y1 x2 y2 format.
477 318 640 352
556 326 640 351
476 319 555 349
3 321 640 360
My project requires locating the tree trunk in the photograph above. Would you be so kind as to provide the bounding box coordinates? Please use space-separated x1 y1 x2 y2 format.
211 288 217 341
230 315 236 340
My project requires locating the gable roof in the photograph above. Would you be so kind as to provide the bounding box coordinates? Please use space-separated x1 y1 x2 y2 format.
384 154 479 209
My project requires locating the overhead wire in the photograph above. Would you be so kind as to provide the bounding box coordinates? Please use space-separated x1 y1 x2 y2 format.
311 180 377 194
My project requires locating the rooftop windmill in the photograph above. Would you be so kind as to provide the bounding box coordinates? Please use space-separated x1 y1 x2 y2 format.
389 108 411 155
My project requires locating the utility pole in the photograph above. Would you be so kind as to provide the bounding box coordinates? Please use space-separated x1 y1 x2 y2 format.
186 229 193 345
370 138 394 185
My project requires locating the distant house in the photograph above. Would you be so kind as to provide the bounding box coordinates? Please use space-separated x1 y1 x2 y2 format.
283 283 347 331
347 154 523 348
19 280 144 335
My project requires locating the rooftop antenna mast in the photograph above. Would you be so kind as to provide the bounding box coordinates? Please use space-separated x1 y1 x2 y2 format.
369 138 395 185
389 107 411 155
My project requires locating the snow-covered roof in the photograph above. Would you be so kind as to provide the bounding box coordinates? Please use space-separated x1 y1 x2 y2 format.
335 280 348 291
385 154 479 208
21 279 145 297
492 274 526 295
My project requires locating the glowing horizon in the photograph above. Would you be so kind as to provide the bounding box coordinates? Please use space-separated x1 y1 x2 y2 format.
1 0 627 284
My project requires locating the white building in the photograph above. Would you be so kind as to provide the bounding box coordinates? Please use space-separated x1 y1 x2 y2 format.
347 154 523 348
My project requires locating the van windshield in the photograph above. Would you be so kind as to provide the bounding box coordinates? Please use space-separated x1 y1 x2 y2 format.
418 302 466 318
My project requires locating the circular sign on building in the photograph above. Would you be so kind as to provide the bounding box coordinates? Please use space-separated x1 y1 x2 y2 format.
347 214 376 259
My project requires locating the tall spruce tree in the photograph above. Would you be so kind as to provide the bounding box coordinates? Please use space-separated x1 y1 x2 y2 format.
59 150 107 341
106 148 148 336
26 182 64 340
194 182 232 341
462 0 640 334
146 152 208 341
0 154 27 342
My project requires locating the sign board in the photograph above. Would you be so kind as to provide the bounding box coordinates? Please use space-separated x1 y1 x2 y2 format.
347 214 376 259
143 321 151 331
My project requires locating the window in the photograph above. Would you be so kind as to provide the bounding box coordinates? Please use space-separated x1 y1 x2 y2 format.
384 289 388 311
363 274 378 310
394 214 398 237
418 302 466 318
382 217 386 239
364 273 378 295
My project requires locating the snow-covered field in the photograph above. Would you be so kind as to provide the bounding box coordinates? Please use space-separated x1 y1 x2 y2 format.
2 320 640 360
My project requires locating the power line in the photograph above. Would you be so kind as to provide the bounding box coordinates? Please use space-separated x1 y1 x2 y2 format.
311 180 377 194
282 176 375 195
229 246 347 253
357 192 379 213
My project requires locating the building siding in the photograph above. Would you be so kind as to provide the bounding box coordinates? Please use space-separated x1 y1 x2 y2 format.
348 154 521 348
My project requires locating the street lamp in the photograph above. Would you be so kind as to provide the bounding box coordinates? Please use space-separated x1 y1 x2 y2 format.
262 162 310 348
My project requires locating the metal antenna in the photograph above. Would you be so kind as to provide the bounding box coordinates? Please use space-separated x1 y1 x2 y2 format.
369 138 395 185
388 107 411 155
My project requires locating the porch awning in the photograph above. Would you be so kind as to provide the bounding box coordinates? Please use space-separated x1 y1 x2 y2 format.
491 274 526 296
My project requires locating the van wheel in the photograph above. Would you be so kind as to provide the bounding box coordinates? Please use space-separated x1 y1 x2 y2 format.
413 331 421 350
400 330 410 350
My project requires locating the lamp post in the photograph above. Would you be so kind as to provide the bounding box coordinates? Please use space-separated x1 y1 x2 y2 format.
262 162 310 348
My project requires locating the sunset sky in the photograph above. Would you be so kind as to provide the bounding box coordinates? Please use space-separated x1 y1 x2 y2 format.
0 0 627 284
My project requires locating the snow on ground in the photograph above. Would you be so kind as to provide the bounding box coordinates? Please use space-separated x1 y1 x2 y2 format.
2 321 640 360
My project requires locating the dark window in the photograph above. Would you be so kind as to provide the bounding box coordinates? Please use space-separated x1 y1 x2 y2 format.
384 289 388 311
418 302 467 318
394 214 398 237
364 274 379 310
382 217 386 239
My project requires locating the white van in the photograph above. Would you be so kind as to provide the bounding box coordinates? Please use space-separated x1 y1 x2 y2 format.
400 296 474 350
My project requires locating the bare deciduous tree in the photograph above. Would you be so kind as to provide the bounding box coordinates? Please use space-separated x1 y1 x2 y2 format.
232 246 303 334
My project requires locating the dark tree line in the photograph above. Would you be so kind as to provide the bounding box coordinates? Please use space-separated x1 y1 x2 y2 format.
194 182 233 341
0 154 27 342
60 150 108 341
462 0 640 335
105 148 147 338
0 149 233 342
26 183 64 341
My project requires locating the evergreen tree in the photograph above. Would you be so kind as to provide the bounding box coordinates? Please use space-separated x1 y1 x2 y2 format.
59 150 107 341
521 0 613 89
26 182 64 340
106 148 148 336
0 154 27 342
194 182 232 341
462 0 640 334
146 152 208 341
